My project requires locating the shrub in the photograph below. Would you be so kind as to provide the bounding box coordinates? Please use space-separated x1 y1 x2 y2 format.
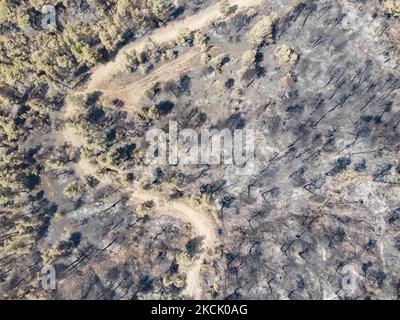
135 200 155 218
200 52 211 65
67 92 87 108
176 252 194 272
64 180 85 200
241 49 258 68
161 49 177 61
193 31 209 51
121 50 139 72
219 0 231 16
176 27 193 46
138 63 151 75
210 53 230 73
383 0 400 17
274 44 298 66
47 144 74 170
248 15 278 48
135 105 159 123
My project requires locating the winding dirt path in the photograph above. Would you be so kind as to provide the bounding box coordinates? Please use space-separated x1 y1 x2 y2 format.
130 191 219 299
85 0 263 92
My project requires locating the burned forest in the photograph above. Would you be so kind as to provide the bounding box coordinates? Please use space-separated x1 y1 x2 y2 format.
0 0 400 301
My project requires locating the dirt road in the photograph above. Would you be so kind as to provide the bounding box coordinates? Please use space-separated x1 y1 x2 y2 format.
130 191 219 299
85 0 263 92
59 0 266 298
100 49 200 109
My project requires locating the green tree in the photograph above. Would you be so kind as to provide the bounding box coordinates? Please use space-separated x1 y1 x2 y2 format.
0 0 11 24
64 180 86 200
241 49 257 69
210 53 229 73
177 27 193 47
219 0 231 16
151 0 173 23
248 15 278 48
383 0 400 17
193 31 208 51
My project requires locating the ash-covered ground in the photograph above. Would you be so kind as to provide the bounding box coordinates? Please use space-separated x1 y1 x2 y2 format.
1 0 400 300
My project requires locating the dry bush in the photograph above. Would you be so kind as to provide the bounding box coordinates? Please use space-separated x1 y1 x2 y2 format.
210 53 230 73
274 44 298 66
193 30 209 52
248 14 278 48
219 0 231 16
382 0 400 17
335 169 372 188
241 49 258 68
176 252 195 273
200 52 211 65
135 200 155 218
64 180 85 200
177 27 194 46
